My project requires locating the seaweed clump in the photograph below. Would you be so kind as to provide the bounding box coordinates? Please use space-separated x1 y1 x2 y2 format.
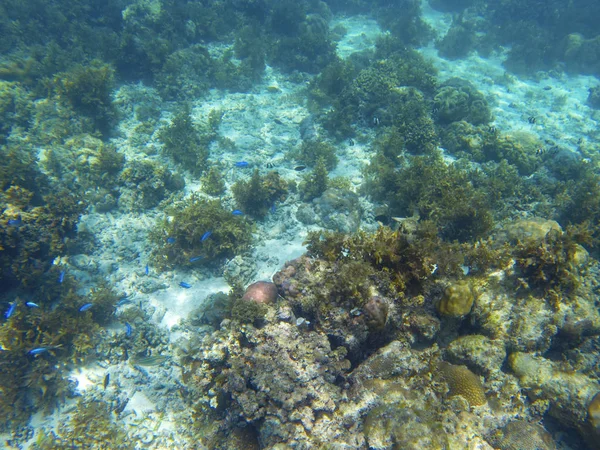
0 184 85 288
119 159 184 210
299 157 329 201
433 78 492 125
232 169 288 219
290 139 338 170
512 227 588 298
52 60 116 135
158 105 221 175
0 280 119 430
200 166 226 196
365 151 495 242
150 195 254 269
33 398 132 449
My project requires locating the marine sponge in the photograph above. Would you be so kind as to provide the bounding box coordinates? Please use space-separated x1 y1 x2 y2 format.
439 361 487 406
437 280 476 317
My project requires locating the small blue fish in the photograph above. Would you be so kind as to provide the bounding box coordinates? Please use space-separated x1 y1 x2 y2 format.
29 348 48 355
234 161 249 168
189 256 203 263
4 303 16 319
79 303 93 312
166 237 176 244
125 322 132 337
26 302 39 308
179 282 191 289
145 264 149 275
232 210 244 216
270 204 276 214
7 215 22 226
117 297 131 307
58 270 65 283
201 231 212 241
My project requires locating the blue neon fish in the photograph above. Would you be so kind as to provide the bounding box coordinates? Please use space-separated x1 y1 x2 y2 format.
179 282 191 289
201 231 212 241
125 322 132 337
145 264 149 275
117 297 131 307
26 302 40 308
189 256 203 262
234 161 249 168
79 303 93 312
4 303 16 319
7 215 22 226
232 210 244 216
29 348 49 355
166 237 176 244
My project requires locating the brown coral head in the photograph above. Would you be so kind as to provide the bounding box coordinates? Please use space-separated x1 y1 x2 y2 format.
242 281 278 305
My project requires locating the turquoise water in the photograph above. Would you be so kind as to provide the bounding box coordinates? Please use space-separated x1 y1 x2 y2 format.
0 1 600 448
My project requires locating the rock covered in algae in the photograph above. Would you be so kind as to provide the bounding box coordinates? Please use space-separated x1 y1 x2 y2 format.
509 352 600 433
493 217 562 244
445 334 506 376
438 361 487 406
436 279 477 317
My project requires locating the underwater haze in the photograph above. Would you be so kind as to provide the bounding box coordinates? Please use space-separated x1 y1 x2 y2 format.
1 0 600 448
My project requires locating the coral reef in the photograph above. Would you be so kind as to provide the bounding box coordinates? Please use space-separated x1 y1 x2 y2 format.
33 398 133 449
0 80 33 143
180 319 351 448
290 139 338 170
320 35 437 139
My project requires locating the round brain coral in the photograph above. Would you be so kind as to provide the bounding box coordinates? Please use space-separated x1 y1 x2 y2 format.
439 361 487 406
